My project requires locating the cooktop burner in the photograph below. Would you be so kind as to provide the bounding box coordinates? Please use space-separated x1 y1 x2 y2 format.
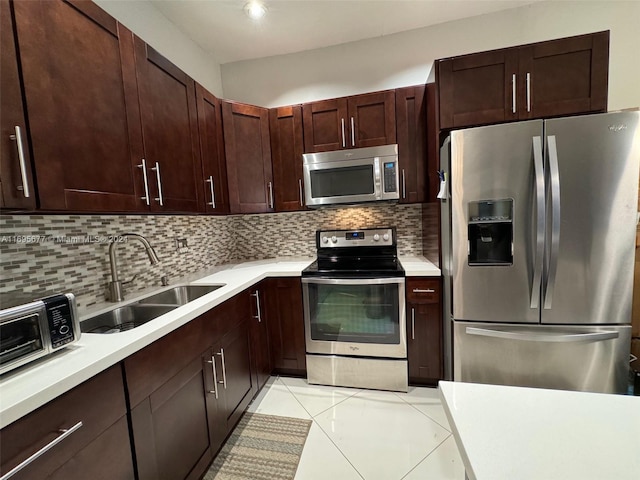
302 227 404 278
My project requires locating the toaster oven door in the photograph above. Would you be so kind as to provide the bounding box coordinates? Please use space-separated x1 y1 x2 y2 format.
0 311 49 374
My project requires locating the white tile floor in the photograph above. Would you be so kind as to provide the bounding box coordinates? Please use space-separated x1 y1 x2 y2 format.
247 376 466 480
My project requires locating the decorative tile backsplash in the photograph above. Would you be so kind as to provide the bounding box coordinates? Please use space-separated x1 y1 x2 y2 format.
0 204 425 310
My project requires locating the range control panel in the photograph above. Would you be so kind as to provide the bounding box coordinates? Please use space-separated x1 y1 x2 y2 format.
317 228 395 248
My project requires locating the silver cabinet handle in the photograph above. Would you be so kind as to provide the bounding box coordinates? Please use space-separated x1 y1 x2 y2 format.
401 169 406 199
412 288 434 293
267 181 274 209
137 158 150 206
206 175 216 208
341 118 346 148
350 116 355 146
151 161 163 206
206 356 219 399
251 290 262 322
9 126 30 198
216 348 227 388
512 74 517 114
530 137 545 309
0 421 83 480
526 72 531 112
298 179 304 207
411 308 415 340
544 135 561 310
466 327 619 343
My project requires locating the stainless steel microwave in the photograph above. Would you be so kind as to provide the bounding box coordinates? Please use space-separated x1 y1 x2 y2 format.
0 293 80 375
302 144 400 207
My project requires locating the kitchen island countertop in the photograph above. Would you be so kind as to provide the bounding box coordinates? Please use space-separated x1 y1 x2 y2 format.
439 381 640 480
0 256 439 428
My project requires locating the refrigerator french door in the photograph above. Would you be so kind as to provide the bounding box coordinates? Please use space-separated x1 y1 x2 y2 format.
441 111 640 393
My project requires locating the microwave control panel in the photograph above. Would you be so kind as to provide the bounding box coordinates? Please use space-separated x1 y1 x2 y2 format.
383 162 397 192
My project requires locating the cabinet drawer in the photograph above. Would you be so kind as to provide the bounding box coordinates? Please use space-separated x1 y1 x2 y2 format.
0 366 127 479
406 278 441 304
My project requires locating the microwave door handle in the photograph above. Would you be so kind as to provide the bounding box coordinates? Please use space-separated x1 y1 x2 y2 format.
530 136 545 309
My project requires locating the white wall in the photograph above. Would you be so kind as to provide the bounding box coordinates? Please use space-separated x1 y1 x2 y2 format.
94 0 224 97
221 1 640 110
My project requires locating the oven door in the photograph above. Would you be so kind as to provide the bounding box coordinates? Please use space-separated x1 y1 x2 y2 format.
302 277 406 358
0 307 50 375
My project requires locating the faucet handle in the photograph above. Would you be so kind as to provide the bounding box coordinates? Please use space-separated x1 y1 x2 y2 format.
121 274 138 286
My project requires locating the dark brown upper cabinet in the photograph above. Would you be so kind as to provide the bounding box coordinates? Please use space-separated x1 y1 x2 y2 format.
0 0 36 210
437 31 609 129
196 84 229 214
133 37 205 213
222 101 274 214
11 0 146 212
395 85 427 204
269 105 306 211
302 91 396 153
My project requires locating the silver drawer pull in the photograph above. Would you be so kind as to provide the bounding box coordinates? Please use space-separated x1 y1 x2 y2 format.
151 161 163 206
206 175 216 208
250 290 262 322
298 179 304 207
411 308 415 340
216 348 227 388
9 126 30 198
413 288 435 293
207 357 219 398
0 421 83 480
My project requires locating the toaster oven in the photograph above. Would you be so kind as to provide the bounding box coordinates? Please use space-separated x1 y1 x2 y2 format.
0 293 80 375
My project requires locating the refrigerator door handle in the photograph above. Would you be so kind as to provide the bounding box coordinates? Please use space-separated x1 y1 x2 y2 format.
531 136 545 309
544 135 561 309
466 327 619 343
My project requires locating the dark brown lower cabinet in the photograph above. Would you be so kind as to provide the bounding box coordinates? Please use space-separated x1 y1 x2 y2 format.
248 284 272 391
126 293 254 480
406 278 443 385
0 366 134 480
264 278 306 375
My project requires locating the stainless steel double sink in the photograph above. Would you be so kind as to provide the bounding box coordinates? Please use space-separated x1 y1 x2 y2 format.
80 284 225 334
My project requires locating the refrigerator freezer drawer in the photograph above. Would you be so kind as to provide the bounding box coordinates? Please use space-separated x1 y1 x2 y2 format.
454 322 631 394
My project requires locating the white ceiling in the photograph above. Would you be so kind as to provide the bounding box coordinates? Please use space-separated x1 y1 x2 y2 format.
152 0 544 64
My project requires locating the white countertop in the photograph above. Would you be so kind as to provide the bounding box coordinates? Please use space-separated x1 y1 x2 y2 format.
0 256 439 428
439 381 640 480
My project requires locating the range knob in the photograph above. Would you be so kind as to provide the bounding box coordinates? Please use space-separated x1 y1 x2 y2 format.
373 234 380 241
321 236 329 244
331 236 338 243
383 233 390 241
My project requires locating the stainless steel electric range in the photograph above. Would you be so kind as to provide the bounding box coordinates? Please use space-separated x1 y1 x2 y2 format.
301 227 407 392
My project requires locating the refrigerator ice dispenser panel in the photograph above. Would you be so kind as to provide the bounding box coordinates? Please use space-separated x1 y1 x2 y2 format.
468 199 513 266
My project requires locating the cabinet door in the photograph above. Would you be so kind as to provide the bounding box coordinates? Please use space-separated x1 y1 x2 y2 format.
0 0 35 209
395 85 427 204
12 0 146 211
134 37 204 213
406 278 443 385
302 98 348 152
214 320 254 431
518 31 609 120
438 48 519 129
265 278 306 375
196 83 229 214
248 285 272 391
269 106 306 211
348 91 396 148
0 366 130 480
222 101 274 213
131 355 212 480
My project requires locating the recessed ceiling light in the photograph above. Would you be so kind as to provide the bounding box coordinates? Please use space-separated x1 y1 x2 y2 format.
244 1 267 20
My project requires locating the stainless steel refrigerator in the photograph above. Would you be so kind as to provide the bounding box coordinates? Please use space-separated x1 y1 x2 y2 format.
440 111 640 393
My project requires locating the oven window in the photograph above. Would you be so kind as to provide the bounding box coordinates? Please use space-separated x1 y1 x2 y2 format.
307 283 400 344
0 314 45 366
309 165 374 198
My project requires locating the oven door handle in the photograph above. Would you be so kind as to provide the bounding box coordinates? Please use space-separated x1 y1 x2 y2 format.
301 277 405 286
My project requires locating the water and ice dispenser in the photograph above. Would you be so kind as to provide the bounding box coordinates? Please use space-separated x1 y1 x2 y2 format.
468 199 513 266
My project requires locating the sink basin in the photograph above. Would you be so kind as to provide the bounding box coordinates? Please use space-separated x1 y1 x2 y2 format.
81 305 177 334
136 284 224 306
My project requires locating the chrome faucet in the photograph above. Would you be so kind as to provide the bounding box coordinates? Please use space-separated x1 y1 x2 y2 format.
108 233 160 302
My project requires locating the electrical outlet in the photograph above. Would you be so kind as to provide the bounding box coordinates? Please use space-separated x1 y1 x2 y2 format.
175 238 188 253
